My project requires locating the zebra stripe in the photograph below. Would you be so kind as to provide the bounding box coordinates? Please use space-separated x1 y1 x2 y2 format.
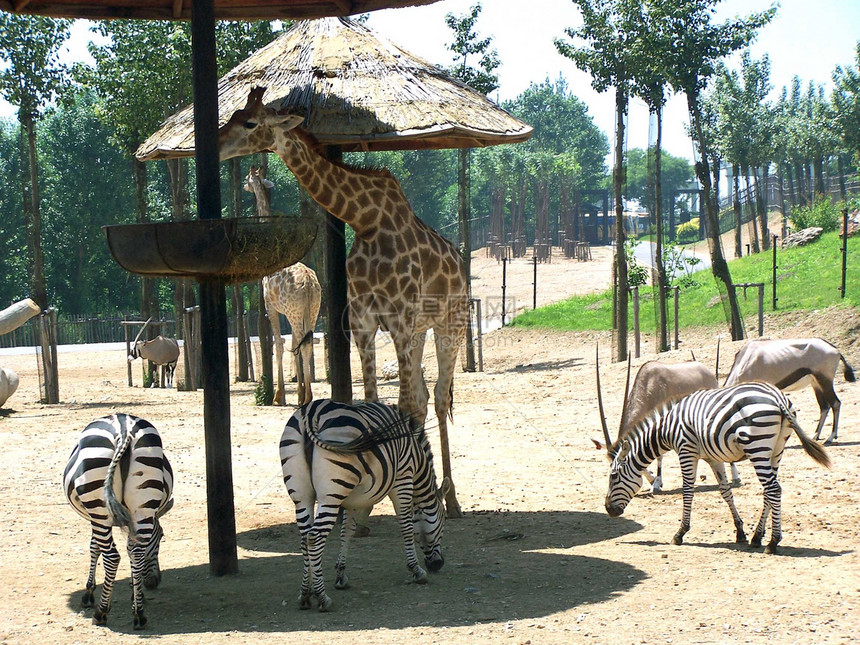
63 414 174 629
279 399 449 612
605 382 829 554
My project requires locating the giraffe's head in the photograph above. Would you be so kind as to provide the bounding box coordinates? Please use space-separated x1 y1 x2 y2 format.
243 165 274 195
219 87 304 161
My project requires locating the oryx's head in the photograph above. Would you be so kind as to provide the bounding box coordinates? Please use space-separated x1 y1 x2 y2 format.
604 439 642 517
128 317 152 362
413 476 451 573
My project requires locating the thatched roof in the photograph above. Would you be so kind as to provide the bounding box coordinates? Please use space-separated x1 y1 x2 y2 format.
136 17 532 159
0 0 439 21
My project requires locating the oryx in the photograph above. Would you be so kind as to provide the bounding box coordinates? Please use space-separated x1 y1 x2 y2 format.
723 337 856 445
128 318 180 388
595 348 739 492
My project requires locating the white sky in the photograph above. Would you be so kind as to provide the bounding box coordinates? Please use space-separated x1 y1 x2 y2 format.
1 0 859 162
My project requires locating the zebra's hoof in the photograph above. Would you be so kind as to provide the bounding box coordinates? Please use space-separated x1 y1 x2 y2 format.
412 568 428 584
824 438 836 446
731 478 742 487
354 524 371 538
335 574 350 590
299 593 312 610
92 610 108 626
672 533 684 546
736 531 747 544
749 534 763 548
765 541 779 555
133 612 147 630
82 589 95 608
317 594 333 612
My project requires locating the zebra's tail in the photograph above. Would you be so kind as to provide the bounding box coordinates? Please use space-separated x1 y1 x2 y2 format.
785 408 831 469
104 426 133 529
840 354 856 383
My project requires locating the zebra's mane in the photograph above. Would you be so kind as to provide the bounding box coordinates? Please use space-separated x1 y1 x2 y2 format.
610 403 670 458
306 405 425 454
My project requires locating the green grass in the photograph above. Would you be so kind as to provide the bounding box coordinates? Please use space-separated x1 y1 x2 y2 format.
511 231 860 332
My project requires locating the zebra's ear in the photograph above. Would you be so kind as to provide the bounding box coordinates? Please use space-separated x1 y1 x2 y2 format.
618 439 632 460
439 476 453 499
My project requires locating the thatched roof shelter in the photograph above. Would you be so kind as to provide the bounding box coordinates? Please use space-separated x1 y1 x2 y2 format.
0 0 438 21
136 17 532 160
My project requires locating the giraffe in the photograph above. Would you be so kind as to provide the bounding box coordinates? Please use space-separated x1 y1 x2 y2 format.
220 88 468 516
244 164 322 407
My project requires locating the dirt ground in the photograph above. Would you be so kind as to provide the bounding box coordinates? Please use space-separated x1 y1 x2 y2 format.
1 245 858 645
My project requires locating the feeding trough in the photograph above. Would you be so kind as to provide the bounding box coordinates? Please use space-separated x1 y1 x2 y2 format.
104 215 317 283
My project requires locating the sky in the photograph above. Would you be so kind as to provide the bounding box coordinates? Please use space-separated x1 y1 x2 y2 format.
1 0 859 162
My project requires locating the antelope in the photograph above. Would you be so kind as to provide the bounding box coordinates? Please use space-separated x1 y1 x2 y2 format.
128 318 180 388
595 348 740 492
723 338 855 445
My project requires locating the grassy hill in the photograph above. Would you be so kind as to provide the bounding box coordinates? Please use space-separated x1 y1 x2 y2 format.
511 230 860 333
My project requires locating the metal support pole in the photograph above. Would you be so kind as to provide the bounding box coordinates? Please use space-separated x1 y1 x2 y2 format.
840 208 849 298
673 286 680 350
757 283 764 337
632 286 640 358
470 298 483 372
533 254 538 310
772 234 778 309
501 257 507 326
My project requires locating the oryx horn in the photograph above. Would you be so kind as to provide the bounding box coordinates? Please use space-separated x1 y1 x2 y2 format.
132 316 153 346
715 336 721 382
595 344 613 449
617 351 632 437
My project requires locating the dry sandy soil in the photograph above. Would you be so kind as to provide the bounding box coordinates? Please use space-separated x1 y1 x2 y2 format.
1 245 858 645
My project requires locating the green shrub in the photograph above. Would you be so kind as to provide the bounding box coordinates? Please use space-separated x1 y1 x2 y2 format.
254 374 274 406
789 195 841 232
676 218 700 244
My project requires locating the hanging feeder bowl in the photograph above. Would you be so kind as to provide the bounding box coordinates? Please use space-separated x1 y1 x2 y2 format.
104 216 318 284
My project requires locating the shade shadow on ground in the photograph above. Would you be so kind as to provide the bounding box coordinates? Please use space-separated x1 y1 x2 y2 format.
66 510 645 635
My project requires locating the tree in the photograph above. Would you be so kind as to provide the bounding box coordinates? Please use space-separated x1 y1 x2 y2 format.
0 15 71 311
556 0 644 362
831 41 860 196
445 2 499 372
651 0 776 341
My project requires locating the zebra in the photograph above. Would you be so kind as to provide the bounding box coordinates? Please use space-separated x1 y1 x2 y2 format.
279 398 450 611
63 414 174 628
604 382 830 554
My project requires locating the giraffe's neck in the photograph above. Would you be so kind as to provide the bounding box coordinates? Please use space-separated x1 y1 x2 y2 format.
249 181 271 218
271 129 401 236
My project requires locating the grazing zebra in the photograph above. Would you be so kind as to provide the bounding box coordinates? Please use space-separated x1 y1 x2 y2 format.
605 382 830 554
279 399 450 611
63 414 174 628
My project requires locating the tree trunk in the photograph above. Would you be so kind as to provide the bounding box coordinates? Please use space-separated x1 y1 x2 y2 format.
458 148 475 372
742 164 760 253
613 86 628 363
687 92 743 341
22 115 47 311
733 164 742 258
757 165 771 251
653 107 669 353
229 157 249 381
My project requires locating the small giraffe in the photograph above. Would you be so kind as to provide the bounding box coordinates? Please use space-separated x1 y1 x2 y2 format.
220 88 468 515
244 165 322 407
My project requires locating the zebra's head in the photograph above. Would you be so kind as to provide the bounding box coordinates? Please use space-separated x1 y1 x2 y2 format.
413 477 452 572
605 439 643 517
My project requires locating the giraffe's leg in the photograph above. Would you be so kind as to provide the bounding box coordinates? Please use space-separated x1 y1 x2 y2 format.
268 305 286 406
352 327 378 403
390 326 421 425
434 330 463 518
298 332 314 406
